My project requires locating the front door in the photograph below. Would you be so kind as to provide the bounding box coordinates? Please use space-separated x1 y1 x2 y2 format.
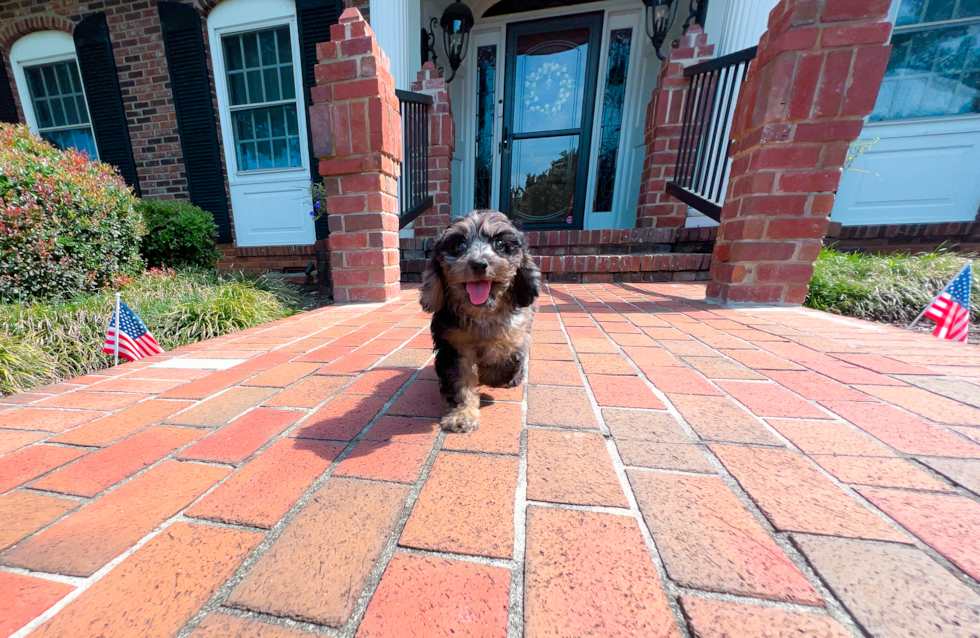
500 13 603 230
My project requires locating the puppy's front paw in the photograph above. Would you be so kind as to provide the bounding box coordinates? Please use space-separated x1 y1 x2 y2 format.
441 407 480 433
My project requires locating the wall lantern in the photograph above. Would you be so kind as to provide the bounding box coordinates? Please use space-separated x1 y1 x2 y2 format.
643 0 708 60
423 1 475 83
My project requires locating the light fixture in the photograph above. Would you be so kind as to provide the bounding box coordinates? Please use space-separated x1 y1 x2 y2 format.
643 0 708 61
423 1 475 83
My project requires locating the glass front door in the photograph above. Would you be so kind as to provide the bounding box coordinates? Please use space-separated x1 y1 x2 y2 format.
500 13 603 229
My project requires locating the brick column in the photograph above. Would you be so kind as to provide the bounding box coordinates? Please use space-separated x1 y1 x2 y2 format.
410 62 455 237
706 0 892 305
635 26 714 229
310 7 402 303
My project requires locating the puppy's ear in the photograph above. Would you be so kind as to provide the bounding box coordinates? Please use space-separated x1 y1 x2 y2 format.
419 237 446 313
512 240 540 308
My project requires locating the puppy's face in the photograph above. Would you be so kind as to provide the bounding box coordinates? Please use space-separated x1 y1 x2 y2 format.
420 210 539 314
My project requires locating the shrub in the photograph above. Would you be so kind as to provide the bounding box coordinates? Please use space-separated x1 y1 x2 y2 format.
805 248 978 323
0 268 306 395
0 124 144 302
138 199 222 268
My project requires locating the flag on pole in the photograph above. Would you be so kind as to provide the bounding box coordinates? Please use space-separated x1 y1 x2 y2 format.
102 300 164 361
923 262 972 343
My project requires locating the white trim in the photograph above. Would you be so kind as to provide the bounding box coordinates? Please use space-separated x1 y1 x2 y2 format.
9 30 98 157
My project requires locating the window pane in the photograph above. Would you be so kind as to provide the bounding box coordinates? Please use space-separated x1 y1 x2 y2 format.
263 67 281 101
270 106 286 137
285 103 298 135
54 64 72 95
49 96 67 127
474 45 496 210
35 99 53 128
277 27 292 63
63 96 80 125
280 66 295 99
509 136 578 225
235 110 254 140
238 141 257 170
67 63 83 93
256 139 273 168
228 73 247 105
76 96 91 124
42 66 59 97
26 67 45 98
247 70 264 103
254 108 271 138
872 24 980 120
593 29 632 213
288 137 301 166
925 0 956 22
224 35 244 70
260 30 278 66
272 138 287 167
243 33 260 68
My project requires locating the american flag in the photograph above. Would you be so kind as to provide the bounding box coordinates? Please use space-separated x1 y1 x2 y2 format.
102 300 164 361
924 262 972 343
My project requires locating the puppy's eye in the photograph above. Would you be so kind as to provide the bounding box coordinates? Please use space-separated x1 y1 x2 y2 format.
456 242 467 253
492 238 504 251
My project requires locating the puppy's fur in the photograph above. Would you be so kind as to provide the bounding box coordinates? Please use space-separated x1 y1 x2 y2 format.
420 210 540 432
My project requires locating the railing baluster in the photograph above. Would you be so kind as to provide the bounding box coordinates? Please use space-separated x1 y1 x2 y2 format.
666 45 757 222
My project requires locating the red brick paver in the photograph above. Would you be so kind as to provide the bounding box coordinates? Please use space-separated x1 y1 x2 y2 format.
2 283 980 637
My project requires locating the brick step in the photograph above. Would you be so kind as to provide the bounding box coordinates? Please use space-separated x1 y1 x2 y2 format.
401 252 710 284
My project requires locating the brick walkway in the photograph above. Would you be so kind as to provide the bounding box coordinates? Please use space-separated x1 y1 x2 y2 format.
2 283 980 637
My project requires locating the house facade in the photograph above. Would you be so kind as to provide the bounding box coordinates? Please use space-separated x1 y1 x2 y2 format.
1 0 977 289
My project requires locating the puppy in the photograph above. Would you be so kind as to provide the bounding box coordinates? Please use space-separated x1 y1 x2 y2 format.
419 210 540 433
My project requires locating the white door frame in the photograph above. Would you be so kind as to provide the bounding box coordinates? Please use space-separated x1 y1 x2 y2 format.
208 0 316 247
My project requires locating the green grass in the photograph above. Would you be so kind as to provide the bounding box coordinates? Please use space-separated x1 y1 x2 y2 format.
0 269 307 396
805 248 978 324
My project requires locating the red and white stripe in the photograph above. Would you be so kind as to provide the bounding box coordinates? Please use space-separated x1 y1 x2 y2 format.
102 328 163 361
924 292 952 322
933 302 970 343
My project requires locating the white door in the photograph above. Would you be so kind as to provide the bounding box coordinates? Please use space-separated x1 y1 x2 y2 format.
832 0 980 226
209 0 315 247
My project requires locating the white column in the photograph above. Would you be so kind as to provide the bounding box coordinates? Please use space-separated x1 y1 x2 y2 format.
715 0 781 56
370 0 411 90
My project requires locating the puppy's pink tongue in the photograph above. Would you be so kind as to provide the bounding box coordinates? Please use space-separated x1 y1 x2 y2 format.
466 280 491 305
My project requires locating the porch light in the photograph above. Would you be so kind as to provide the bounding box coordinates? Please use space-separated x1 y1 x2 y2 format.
428 1 474 83
643 0 676 60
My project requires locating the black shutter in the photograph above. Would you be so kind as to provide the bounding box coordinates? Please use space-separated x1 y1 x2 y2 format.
158 1 232 244
297 0 342 240
0 52 18 124
73 13 141 195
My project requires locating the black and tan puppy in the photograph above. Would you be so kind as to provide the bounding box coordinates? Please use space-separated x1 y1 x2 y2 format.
419 210 540 433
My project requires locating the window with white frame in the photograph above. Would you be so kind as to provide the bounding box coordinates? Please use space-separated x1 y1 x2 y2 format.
11 32 97 158
221 26 302 171
872 0 980 120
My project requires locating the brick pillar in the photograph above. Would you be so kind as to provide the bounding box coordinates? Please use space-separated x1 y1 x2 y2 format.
635 26 714 229
706 0 892 305
410 62 455 237
310 8 402 303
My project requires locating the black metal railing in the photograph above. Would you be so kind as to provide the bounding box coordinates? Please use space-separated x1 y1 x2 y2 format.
396 89 434 229
666 45 756 221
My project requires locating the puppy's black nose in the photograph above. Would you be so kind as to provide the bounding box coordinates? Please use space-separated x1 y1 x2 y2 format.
471 259 489 274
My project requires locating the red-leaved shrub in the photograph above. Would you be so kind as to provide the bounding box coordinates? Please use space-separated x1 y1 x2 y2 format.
0 124 144 301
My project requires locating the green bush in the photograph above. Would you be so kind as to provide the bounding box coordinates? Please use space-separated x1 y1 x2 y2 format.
0 124 144 302
0 268 306 395
805 248 978 323
138 199 222 268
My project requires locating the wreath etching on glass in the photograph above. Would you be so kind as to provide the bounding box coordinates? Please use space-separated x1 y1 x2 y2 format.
524 61 575 117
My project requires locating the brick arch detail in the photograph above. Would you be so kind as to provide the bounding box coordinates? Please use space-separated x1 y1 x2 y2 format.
0 15 76 50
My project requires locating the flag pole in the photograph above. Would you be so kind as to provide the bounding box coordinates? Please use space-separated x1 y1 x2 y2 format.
908 260 971 330
113 292 121 366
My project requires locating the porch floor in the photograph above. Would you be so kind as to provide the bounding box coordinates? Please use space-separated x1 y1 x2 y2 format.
3 283 980 637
